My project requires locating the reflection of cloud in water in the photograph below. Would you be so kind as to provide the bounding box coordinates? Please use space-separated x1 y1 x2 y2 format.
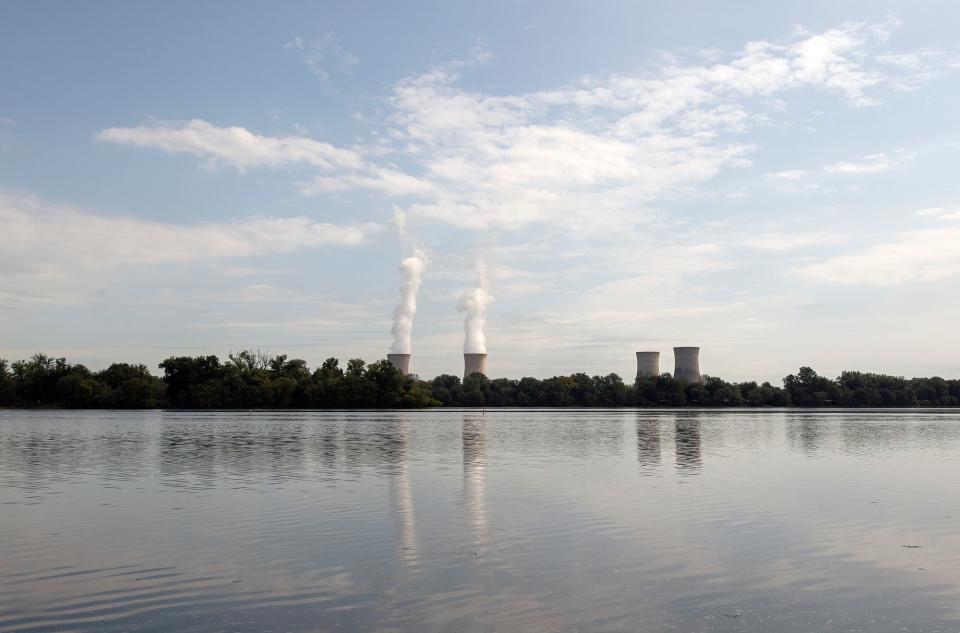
4 410 960 631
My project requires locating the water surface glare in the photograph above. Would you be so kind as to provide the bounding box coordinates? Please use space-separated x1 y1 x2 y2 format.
1 409 959 632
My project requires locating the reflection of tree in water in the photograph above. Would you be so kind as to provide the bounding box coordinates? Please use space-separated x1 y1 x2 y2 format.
785 416 829 457
635 417 661 474
462 416 487 540
0 415 152 497
783 413 960 456
674 416 701 475
315 424 340 472
841 419 911 455
159 428 225 488
158 415 310 488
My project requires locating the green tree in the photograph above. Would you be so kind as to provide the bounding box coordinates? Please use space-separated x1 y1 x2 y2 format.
340 359 371 407
400 379 441 408
430 374 463 406
59 373 111 408
0 359 14 406
363 360 405 407
783 367 838 407
311 358 344 407
158 355 222 407
654 374 687 406
13 354 76 405
701 376 743 406
515 377 542 406
593 373 631 406
461 372 489 407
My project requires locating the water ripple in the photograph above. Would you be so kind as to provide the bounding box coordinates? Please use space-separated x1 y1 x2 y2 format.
1 409 959 631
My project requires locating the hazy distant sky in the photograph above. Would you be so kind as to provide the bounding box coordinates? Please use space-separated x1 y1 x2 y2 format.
3 1 960 381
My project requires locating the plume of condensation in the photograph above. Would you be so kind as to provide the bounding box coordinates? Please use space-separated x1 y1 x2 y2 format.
390 248 427 354
457 262 493 354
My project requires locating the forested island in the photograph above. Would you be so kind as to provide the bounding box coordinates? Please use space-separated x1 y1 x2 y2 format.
1 351 959 409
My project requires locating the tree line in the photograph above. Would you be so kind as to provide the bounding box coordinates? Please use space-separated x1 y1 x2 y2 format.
1 352 959 409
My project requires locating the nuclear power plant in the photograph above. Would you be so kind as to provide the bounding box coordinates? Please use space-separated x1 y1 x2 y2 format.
633 347 702 382
385 347 701 382
384 333 705 384
635 352 660 378
383 257 711 382
387 353 411 376
673 346 702 383
464 353 488 379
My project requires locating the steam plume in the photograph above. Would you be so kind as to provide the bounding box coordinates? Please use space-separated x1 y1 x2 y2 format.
457 261 493 354
390 248 427 354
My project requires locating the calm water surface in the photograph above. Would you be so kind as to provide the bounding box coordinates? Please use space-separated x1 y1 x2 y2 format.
1 409 959 632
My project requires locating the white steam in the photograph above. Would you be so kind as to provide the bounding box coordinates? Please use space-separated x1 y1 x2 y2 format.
457 261 493 354
390 249 427 354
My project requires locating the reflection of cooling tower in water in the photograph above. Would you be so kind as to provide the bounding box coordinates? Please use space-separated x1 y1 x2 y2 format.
464 353 488 379
462 417 487 539
674 417 702 475
636 417 661 473
387 420 418 566
387 353 411 376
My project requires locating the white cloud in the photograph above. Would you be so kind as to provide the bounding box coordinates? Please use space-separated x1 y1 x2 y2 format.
96 20 947 236
767 169 806 181
383 65 759 230
878 49 960 90
765 169 826 193
915 207 960 221
0 191 378 290
96 120 435 200
795 227 960 285
741 231 847 251
767 146 917 193
298 167 435 197
285 33 359 82
825 151 914 174
366 19 937 231
97 119 364 171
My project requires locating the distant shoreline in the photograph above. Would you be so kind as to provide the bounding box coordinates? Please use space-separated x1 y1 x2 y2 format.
3 352 959 409
3 406 960 412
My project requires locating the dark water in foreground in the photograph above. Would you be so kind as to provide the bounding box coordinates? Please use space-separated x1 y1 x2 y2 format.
1 410 959 633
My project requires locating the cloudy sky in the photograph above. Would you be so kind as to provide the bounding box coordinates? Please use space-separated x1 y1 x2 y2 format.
2 1 960 382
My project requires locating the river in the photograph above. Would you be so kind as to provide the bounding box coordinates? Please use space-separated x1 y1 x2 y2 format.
1 409 958 632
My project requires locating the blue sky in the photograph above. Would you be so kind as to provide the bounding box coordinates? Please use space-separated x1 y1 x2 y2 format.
2 1 960 381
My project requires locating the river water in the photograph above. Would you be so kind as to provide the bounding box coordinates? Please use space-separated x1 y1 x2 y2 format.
1 409 958 632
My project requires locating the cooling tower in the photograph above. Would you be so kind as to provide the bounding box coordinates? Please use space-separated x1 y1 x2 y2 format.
463 353 488 379
635 351 660 378
387 353 411 376
673 347 701 383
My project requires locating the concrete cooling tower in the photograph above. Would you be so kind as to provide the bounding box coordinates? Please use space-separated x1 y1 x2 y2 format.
635 352 660 378
463 353 488 379
673 347 701 383
387 353 411 376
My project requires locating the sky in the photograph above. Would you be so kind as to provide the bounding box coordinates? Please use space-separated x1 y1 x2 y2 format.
2 0 960 382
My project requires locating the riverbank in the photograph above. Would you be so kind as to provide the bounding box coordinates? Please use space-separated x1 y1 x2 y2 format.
3 353 959 409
